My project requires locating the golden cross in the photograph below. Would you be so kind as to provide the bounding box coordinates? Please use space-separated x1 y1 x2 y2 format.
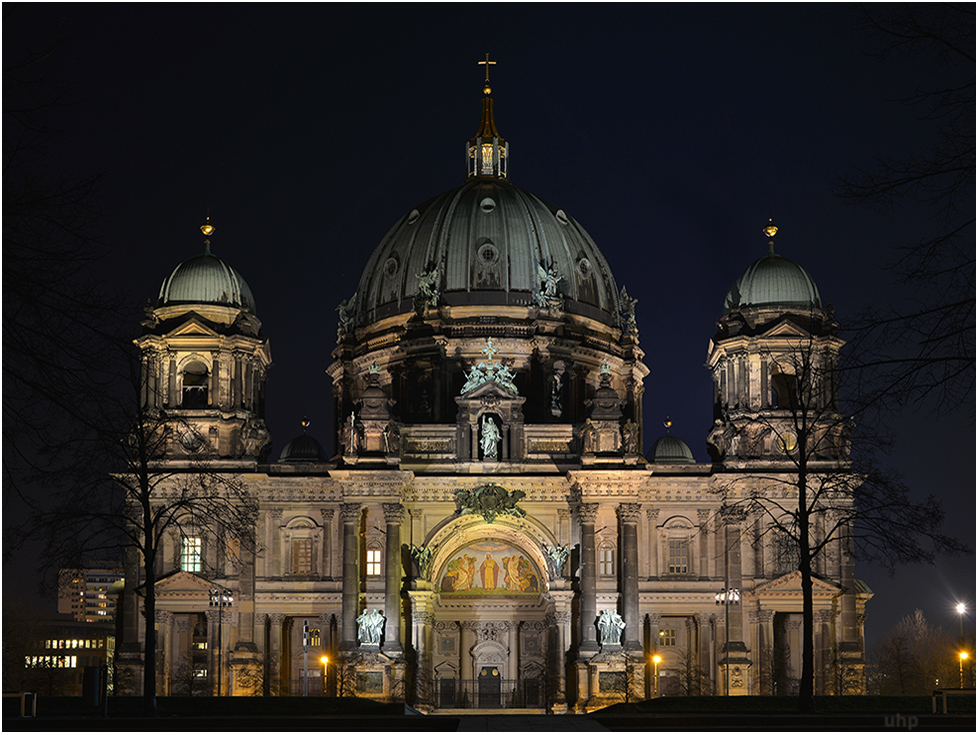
478 53 496 83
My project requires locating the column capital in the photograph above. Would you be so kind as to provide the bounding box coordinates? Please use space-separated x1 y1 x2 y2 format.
340 502 361 524
557 508 571 520
647 612 662 626
815 609 834 624
696 507 711 523
155 610 173 625
645 507 660 522
617 502 641 524
382 502 405 524
720 504 748 525
320 508 335 521
577 502 599 524
268 612 286 626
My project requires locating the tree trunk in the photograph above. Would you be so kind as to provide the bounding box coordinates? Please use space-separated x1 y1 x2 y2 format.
797 438 815 713
143 536 158 716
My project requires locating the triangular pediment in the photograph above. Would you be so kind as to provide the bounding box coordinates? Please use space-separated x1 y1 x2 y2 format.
759 319 812 340
154 570 215 598
753 570 842 599
462 378 521 401
166 317 221 339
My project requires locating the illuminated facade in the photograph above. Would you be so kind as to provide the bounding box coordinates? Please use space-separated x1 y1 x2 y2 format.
57 567 124 623
117 68 869 710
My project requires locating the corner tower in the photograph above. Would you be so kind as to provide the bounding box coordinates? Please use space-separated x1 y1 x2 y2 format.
136 219 272 460
706 220 846 463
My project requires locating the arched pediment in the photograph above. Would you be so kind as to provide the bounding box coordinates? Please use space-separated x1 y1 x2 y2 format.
661 514 695 530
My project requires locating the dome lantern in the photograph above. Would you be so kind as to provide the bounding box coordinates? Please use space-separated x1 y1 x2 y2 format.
467 53 508 180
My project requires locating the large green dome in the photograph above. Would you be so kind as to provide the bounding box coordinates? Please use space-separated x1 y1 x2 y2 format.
157 242 257 314
646 433 696 464
724 246 821 314
354 178 622 328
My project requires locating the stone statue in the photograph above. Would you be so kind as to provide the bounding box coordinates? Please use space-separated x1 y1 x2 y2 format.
535 262 562 307
621 419 639 454
410 544 436 580
480 415 501 460
597 608 626 646
461 363 488 394
357 608 384 646
341 411 358 456
493 363 518 395
336 292 357 336
580 419 596 454
382 421 400 454
550 374 563 417
619 285 638 333
416 266 441 308
543 544 570 578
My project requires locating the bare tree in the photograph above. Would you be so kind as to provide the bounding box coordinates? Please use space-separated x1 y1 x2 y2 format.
871 609 960 694
662 648 709 696
716 333 968 712
15 344 258 715
837 4 975 415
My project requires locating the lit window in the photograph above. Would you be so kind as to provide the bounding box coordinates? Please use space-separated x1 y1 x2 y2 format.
659 628 677 647
668 539 689 574
310 628 321 647
292 539 313 574
599 545 615 576
366 548 382 576
182 536 202 572
194 667 208 678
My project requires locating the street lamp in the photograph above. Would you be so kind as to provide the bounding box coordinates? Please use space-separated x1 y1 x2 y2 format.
209 588 234 696
715 586 741 696
652 654 662 697
959 651 969 689
321 655 329 696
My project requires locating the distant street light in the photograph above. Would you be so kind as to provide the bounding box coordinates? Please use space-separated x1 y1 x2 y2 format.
321 655 329 695
715 586 741 696
652 654 662 697
959 651 969 689
209 588 234 696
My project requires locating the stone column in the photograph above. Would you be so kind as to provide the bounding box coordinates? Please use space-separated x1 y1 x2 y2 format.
381 502 404 657
506 621 517 679
785 617 803 687
695 612 712 690
340 503 361 650
321 508 334 578
266 509 282 578
461 621 477 679
168 354 177 406
646 508 659 579
577 503 599 654
647 612 662 698
408 590 435 708
617 503 642 652
697 508 710 579
815 609 834 694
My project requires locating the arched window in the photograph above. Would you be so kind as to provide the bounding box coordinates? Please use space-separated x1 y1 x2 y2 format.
366 543 382 576
181 360 209 408
598 542 615 576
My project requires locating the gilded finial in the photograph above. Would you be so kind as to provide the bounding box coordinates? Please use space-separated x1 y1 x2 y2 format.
201 215 215 238
763 217 777 256
478 53 496 95
301 416 311 433
664 416 672 433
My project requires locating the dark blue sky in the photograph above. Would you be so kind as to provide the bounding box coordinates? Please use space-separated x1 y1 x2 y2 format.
6 4 974 647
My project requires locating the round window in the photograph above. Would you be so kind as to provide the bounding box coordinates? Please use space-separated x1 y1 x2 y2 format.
480 197 496 213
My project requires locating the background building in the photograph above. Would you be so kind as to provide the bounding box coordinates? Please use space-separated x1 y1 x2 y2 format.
117 74 869 711
58 568 125 624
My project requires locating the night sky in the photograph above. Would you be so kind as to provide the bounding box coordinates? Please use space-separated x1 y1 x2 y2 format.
5 4 974 649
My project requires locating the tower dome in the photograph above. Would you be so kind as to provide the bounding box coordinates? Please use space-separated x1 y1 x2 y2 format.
723 221 820 313
157 219 257 313
646 420 695 464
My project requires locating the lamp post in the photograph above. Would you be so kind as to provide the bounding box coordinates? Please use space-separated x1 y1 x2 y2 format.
714 586 741 696
652 654 661 697
209 588 234 696
959 652 969 689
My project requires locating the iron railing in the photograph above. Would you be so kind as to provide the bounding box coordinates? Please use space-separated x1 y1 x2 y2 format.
435 678 543 709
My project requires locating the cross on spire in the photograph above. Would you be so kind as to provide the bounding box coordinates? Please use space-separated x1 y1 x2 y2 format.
481 337 500 361
478 53 496 83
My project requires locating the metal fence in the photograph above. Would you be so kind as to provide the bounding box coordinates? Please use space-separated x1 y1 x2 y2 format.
435 678 543 709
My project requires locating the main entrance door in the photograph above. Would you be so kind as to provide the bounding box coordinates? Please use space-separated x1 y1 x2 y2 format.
478 666 501 708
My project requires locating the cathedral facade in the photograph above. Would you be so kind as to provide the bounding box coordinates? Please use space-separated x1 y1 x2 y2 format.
117 74 869 711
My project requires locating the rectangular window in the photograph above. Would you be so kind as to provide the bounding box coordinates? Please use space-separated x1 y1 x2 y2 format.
310 629 321 647
292 539 313 574
659 628 677 647
667 539 688 574
181 536 202 573
599 547 615 576
366 548 382 576
774 532 800 576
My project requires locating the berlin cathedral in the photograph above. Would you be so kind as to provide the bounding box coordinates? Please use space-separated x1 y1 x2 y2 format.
116 63 870 711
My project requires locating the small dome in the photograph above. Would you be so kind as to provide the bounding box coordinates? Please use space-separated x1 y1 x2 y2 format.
724 249 821 314
278 434 325 463
158 244 257 314
647 433 696 464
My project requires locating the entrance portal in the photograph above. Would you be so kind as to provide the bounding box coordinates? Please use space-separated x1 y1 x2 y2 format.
478 666 501 708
